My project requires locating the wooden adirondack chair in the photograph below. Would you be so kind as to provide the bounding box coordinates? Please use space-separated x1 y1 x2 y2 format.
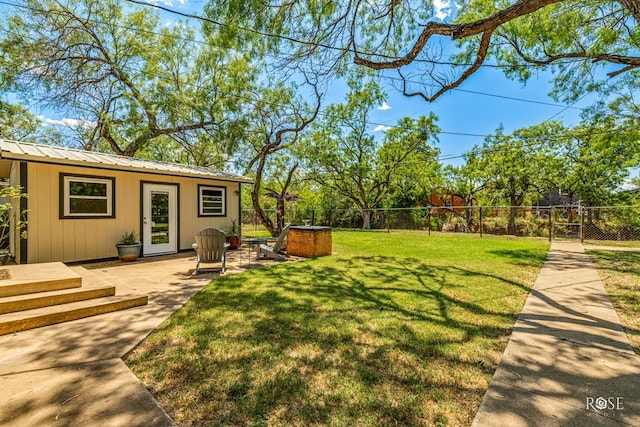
193 227 226 274
257 225 290 261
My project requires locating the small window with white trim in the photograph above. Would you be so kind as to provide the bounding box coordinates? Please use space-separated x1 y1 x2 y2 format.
60 174 115 218
198 185 226 216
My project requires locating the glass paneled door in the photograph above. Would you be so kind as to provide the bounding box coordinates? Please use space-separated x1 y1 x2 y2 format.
142 184 177 256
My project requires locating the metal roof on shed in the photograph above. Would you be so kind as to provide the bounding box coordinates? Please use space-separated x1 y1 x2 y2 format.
0 140 253 183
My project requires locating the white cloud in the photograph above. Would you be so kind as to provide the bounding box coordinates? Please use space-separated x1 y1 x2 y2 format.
619 178 639 192
377 102 392 111
433 0 453 20
147 0 188 7
39 116 95 129
373 125 392 132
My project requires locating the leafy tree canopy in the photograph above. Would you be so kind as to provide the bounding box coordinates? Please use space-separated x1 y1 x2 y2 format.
460 119 639 208
204 0 639 103
300 79 440 229
0 0 257 160
0 100 39 141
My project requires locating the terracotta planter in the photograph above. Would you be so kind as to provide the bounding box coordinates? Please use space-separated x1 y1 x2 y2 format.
116 243 142 262
227 236 241 250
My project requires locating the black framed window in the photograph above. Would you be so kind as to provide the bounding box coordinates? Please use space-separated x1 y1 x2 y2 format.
60 174 115 218
198 185 226 216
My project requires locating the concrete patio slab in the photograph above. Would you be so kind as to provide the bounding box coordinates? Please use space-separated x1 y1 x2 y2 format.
0 359 173 427
0 247 292 426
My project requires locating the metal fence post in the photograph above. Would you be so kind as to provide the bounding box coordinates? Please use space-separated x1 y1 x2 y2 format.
549 207 553 242
580 204 585 243
479 207 483 238
386 209 390 233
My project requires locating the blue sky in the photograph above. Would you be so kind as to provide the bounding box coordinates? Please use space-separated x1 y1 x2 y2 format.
368 67 594 166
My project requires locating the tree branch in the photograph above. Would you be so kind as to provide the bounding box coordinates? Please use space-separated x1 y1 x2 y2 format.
354 0 564 70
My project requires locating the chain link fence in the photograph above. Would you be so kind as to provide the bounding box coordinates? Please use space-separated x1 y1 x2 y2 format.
582 207 640 242
243 206 640 243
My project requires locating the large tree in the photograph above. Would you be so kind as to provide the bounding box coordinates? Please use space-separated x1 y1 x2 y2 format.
0 0 255 159
301 80 440 229
542 119 640 207
464 123 558 233
242 79 321 237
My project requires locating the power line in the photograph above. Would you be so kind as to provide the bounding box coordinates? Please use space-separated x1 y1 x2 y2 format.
376 73 586 119
540 93 590 124
101 2 640 167
0 15 575 143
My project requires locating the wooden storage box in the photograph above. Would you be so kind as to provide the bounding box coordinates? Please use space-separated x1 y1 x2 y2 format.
287 226 332 257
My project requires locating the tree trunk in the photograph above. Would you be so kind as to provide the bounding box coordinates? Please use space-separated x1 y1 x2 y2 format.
361 209 372 229
508 189 519 235
251 188 276 236
251 148 276 236
275 198 285 235
566 191 575 223
508 206 518 235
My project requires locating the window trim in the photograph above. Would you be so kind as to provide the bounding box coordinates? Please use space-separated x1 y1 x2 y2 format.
198 184 226 217
59 173 116 219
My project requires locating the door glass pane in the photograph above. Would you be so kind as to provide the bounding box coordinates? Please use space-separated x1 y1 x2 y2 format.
151 192 170 245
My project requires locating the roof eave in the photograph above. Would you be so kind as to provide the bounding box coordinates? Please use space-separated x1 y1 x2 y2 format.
0 151 254 184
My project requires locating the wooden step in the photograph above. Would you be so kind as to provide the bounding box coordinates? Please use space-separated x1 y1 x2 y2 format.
0 286 116 315
0 262 82 297
0 295 149 336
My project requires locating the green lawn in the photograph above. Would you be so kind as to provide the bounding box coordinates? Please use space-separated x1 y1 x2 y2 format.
587 249 640 354
127 231 548 426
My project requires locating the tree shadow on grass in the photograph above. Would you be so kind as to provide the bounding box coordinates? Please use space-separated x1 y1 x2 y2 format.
127 252 546 426
487 248 549 268
588 250 640 276
587 250 640 355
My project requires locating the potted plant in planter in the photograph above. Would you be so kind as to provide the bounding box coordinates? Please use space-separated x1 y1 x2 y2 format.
116 230 142 262
226 220 241 250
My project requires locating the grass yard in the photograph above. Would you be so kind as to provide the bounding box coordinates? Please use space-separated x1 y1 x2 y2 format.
127 231 548 426
587 249 640 354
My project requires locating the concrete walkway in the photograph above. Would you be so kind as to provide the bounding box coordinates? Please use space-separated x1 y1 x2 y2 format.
0 249 278 426
473 241 640 426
